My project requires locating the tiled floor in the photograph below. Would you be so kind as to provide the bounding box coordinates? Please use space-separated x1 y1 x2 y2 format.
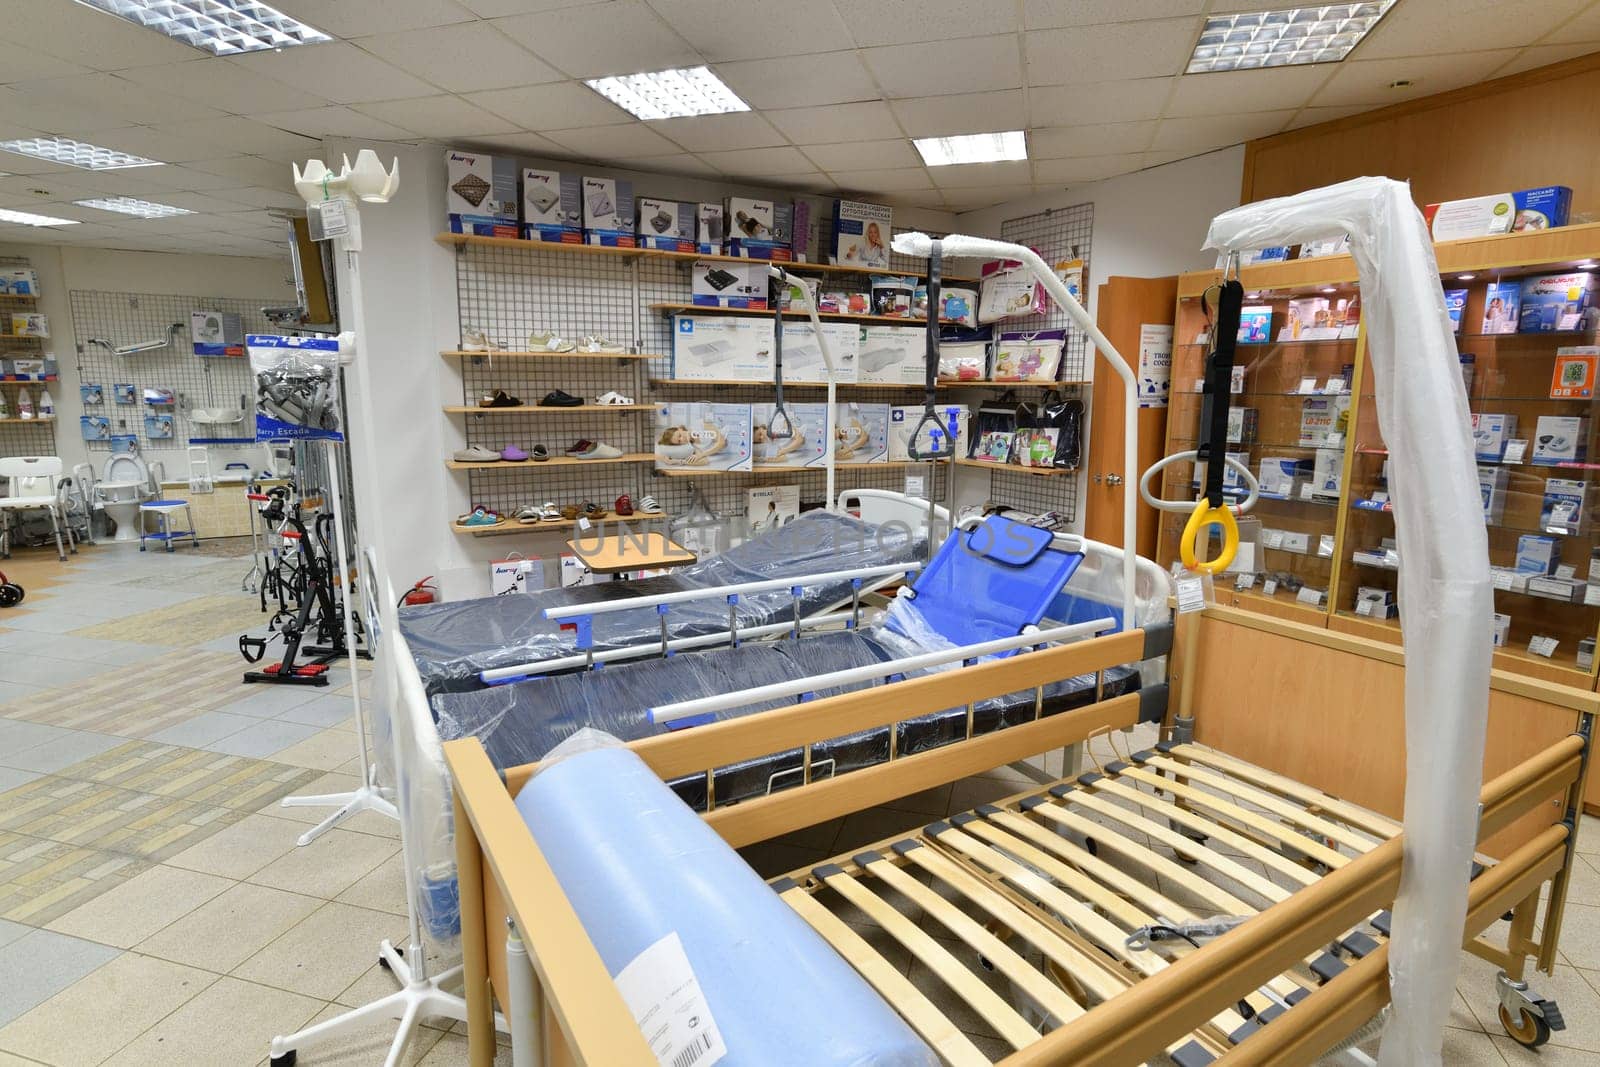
1 541 1598 1064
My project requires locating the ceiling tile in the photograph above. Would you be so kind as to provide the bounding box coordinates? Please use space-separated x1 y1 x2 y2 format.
650 113 787 153
1164 65 1336 119
6 0 199 70
1032 153 1145 183
862 35 1023 98
465 82 635 129
890 90 1025 139
1024 18 1198 86
1309 50 1520 108
1150 110 1296 152
542 123 683 159
115 59 329 116
927 160 1032 188
826 167 934 192
1024 0 1204 29
141 191 253 214
840 0 1017 47
233 43 437 105
1139 148 1197 168
356 96 520 138
1554 3 1600 42
12 73 226 126
1284 104 1376 131
716 51 880 110
1358 0 1589 60
123 162 243 191
250 106 420 142
461 131 570 155
881 189 949 210
942 185 1035 211
354 22 564 94
648 0 852 61
1030 122 1156 158
153 118 322 160
626 153 729 178
186 156 297 187
802 139 921 171
460 0 612 12
494 1 702 78
0 42 90 84
272 0 476 35
746 170 827 189
84 125 231 164
213 186 305 209
0 85 136 136
1490 43 1600 78
766 101 902 145
1029 77 1175 126
696 145 813 178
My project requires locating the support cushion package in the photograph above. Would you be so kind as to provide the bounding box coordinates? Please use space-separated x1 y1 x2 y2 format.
654 402 753 472
752 402 828 467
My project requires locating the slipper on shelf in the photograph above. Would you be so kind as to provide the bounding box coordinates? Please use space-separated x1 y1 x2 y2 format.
514 504 542 525
539 502 562 521
593 390 636 405
452 446 500 463
576 442 622 459
636 494 663 515
456 507 503 528
530 444 549 462
500 445 529 462
538 390 584 408
528 332 577 353
478 389 523 408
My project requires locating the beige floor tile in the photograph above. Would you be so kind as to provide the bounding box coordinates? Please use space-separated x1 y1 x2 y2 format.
1564 855 1600 908
233 901 402 1001
164 812 307 881
736 841 830 880
0 952 215 1066
1557 904 1600 968
1579 816 1600 855
261 776 400 839
1436 1026 1513 1065
1493 1035 1600 1064
947 776 1027 815
416 1031 513 1066
334 962 414 1012
271 728 366 772
271 1001 447 1066
334 854 408 917
44 865 232 950
247 827 398 900
0 1051 45 1065
830 805 937 856
109 975 322 1067
881 782 954 816
137 881 320 973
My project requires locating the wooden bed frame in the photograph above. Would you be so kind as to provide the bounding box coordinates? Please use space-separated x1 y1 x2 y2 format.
443 609 1592 1066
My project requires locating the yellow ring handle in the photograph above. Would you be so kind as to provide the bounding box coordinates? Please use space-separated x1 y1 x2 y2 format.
1179 499 1239 576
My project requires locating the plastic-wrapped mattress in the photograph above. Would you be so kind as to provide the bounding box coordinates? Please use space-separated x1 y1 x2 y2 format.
400 511 925 694
432 629 1140 811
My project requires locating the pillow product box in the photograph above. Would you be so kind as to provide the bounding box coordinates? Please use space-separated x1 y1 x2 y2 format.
1479 465 1509 523
1227 406 1258 444
581 176 635 246
834 402 890 463
1481 281 1520 334
1518 271 1598 332
889 404 969 461
1423 185 1572 242
1258 457 1310 498
670 315 773 382
446 149 518 236
752 402 829 467
691 260 767 309
521 168 581 243
635 197 696 251
831 199 893 271
1312 447 1343 499
1532 414 1589 465
1237 305 1272 343
725 197 793 260
779 320 859 383
1471 412 1518 461
191 310 243 356
654 401 753 472
1515 533 1560 575
1 268 38 295
696 203 724 254
489 554 544 596
1541 477 1587 532
1298 394 1350 447
857 325 925 385
1444 289 1468 333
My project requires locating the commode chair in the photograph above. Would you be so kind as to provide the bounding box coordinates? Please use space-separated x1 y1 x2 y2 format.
0 456 76 561
98 448 157 543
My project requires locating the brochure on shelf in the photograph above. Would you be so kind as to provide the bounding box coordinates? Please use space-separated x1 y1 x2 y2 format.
1138 323 1172 408
654 402 753 472
752 402 828 468
670 315 773 382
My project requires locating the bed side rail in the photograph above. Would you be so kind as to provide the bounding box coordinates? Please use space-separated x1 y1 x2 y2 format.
540 563 921 622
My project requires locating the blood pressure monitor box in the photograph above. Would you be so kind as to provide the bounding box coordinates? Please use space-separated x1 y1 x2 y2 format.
831 199 892 271
636 197 696 251
1541 477 1587 532
1471 412 1518 461
581 176 635 247
653 401 753 472
1518 271 1599 332
834 402 889 464
1423 185 1571 241
670 315 773 382
857 325 924 385
889 404 969 461
520 168 581 243
1258 457 1310 498
446 149 518 236
1480 465 1509 523
780 320 859 383
1532 415 1589 465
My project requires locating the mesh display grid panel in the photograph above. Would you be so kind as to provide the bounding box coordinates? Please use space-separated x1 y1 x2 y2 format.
69 291 280 452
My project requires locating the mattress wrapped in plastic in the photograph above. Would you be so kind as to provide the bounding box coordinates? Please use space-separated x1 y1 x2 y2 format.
400 511 924 693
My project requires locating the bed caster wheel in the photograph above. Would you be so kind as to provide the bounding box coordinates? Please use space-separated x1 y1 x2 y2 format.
270 1051 297 1067
1496 971 1564 1049
1499 1004 1552 1048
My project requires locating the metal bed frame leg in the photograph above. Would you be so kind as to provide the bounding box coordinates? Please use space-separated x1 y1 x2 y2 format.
507 919 547 1067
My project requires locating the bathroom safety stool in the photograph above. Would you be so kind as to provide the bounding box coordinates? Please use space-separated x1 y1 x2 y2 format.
138 499 199 553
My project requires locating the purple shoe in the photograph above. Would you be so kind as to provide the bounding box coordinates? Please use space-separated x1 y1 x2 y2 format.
501 445 528 462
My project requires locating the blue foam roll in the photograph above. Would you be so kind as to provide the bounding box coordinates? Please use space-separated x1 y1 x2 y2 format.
516 744 937 1066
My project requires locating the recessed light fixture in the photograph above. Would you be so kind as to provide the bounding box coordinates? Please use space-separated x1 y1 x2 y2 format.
585 66 750 120
1321 287 1338 294
0 207 80 227
75 196 195 219
0 136 162 171
1457 273 1476 281
1577 261 1597 269
71 0 329 56
1186 1 1397 74
913 130 1028 167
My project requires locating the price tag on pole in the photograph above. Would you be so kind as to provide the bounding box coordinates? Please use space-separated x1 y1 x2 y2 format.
1174 570 1211 614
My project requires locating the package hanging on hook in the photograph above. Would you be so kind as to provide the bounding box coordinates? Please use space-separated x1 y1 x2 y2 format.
248 334 343 441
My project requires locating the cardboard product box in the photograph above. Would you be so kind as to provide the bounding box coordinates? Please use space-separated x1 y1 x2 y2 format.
3 356 57 379
1541 477 1587 531
446 149 518 236
1279 530 1310 554
696 204 724 254
1 268 38 295
1227 406 1258 445
1529 575 1584 602
1532 415 1588 465
1515 533 1559 575
1580 636 1596 671
792 199 812 261
857 325 924 385
560 554 613 588
1258 457 1310 498
747 484 800 534
636 197 696 251
691 260 767 309
1237 305 1272 343
1518 271 1599 332
889 404 969 461
1551 346 1599 399
191 310 243 357
1311 447 1343 499
1493 612 1511 648
831 199 892 271
779 320 859 383
489 554 544 596
725 197 793 260
1282 296 1329 340
9 313 47 337
1459 352 1476 394
581 176 635 246
521 168 581 243
654 401 754 472
1444 288 1468 333
1481 281 1520 334
1423 185 1572 241
834 402 890 464
671 315 773 382
1298 394 1350 447
752 402 829 468
1479 465 1509 523
1471 412 1518 461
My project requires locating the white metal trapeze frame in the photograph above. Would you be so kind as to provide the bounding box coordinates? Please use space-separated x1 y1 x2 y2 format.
768 263 841 510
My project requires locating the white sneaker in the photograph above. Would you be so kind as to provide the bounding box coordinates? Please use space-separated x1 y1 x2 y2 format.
580 335 626 353
528 331 576 353
594 391 635 405
461 327 504 352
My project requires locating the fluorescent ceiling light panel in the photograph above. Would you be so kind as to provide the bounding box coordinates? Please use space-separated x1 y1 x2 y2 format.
0 208 80 227
585 66 750 120
1186 1 1397 73
75 196 195 219
71 0 329 55
0 136 162 171
913 131 1028 167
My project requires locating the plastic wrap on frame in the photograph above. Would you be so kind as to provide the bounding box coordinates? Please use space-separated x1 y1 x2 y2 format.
1206 177 1492 1067
399 510 926 694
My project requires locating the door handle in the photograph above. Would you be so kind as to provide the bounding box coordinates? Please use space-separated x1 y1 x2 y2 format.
1105 473 1123 486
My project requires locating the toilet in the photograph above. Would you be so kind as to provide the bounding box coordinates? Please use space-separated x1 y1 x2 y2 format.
99 451 152 542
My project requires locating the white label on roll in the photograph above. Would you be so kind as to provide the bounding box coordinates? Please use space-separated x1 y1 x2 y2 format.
615 932 727 1067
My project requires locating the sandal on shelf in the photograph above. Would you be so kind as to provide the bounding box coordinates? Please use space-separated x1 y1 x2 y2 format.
539 502 562 522
560 504 579 521
530 444 549 462
528 332 577 354
514 504 542 525
593 390 635 405
575 441 622 459
565 439 596 456
539 390 584 408
636 494 663 515
500 445 528 462
478 389 522 408
614 494 635 517
582 501 608 520
456 507 503 528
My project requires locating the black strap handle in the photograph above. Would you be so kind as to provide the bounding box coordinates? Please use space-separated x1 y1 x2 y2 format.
767 269 793 440
909 241 954 461
1199 279 1244 507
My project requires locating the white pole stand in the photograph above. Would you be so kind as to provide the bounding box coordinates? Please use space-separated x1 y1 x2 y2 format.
278 440 398 847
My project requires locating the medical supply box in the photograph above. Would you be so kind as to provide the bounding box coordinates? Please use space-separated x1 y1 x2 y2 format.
521 168 581 243
725 197 793 260
1518 271 1599 332
653 401 753 472
1423 185 1572 241
670 315 773 382
446 149 518 237
636 198 696 251
582 176 635 247
1472 413 1518 461
697 204 724 254
691 260 767 309
1532 415 1589 465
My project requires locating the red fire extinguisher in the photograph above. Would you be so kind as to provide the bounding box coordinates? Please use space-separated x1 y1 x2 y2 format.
401 576 438 606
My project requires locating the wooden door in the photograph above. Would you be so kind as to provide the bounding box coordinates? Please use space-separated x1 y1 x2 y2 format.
1085 276 1177 554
